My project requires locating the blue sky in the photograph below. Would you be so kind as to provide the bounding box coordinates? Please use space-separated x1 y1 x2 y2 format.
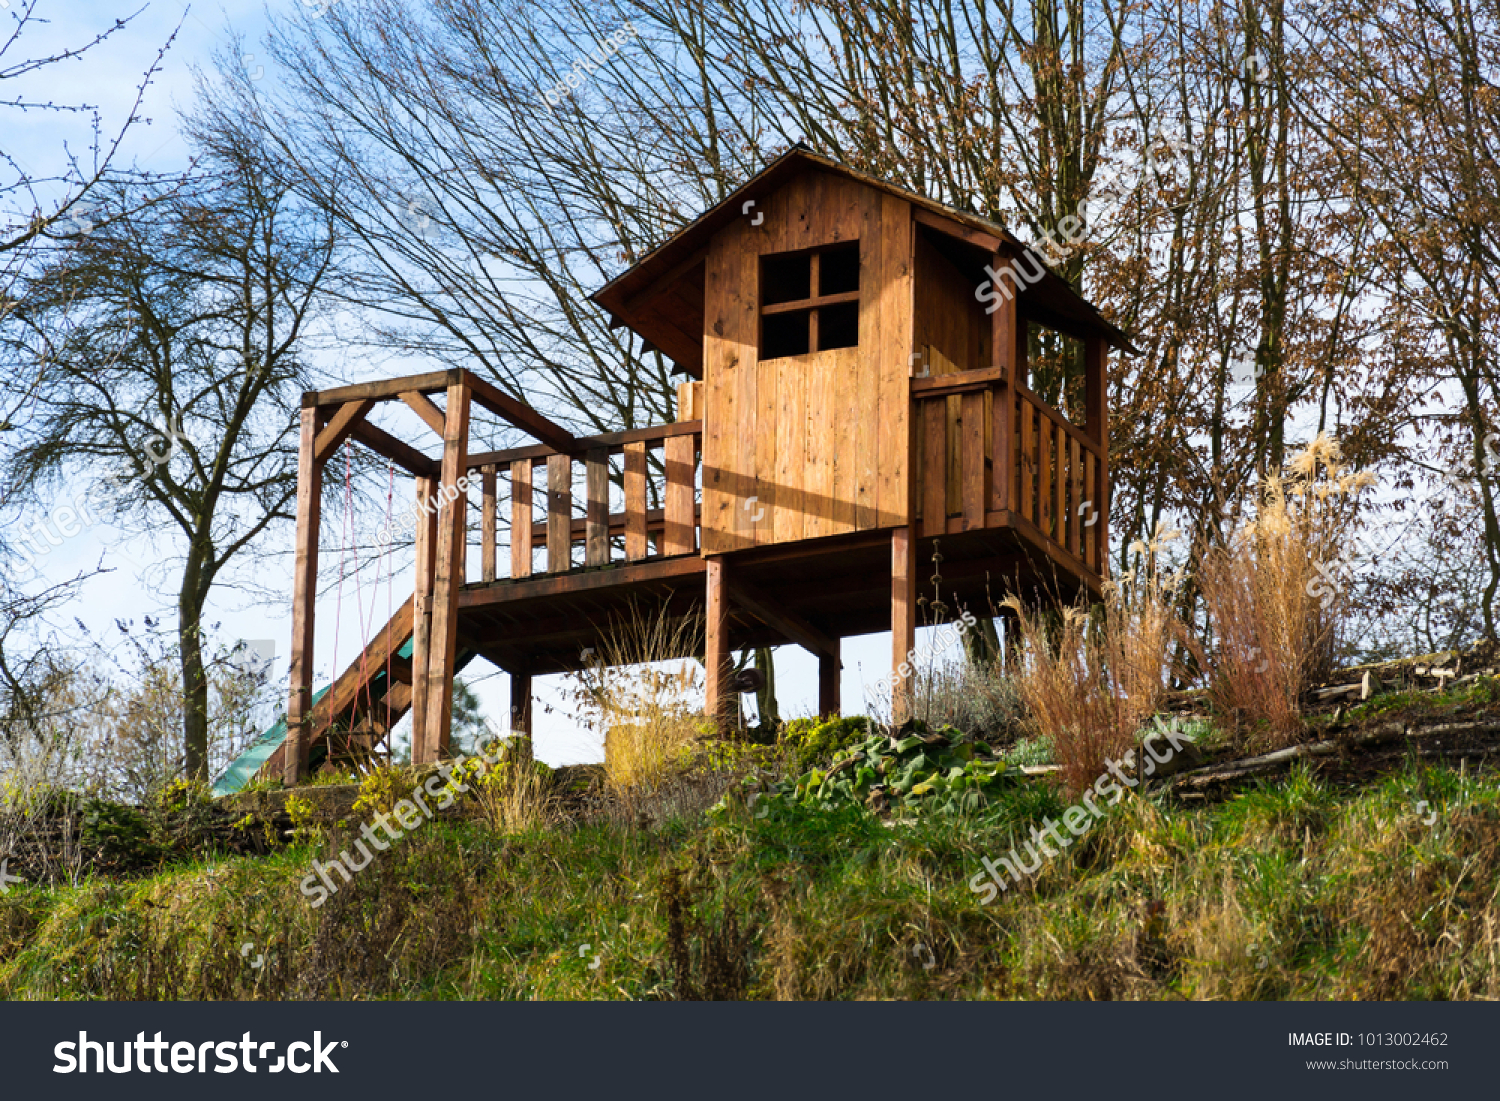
8 0 923 770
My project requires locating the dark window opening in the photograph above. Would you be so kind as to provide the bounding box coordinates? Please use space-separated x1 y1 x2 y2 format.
762 309 812 359
818 242 860 295
818 301 859 351
757 241 861 360
761 252 811 306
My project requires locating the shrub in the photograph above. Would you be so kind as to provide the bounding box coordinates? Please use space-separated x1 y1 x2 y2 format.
1200 432 1373 749
912 657 1024 743
779 715 871 775
1003 527 1189 798
565 603 709 794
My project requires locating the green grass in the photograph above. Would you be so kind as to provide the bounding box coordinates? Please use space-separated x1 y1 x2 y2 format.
1 752 1498 1000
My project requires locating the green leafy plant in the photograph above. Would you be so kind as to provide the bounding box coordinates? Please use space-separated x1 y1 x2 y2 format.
738 720 1019 819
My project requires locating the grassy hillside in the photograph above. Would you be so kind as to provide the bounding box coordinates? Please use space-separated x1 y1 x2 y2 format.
2 697 1498 1000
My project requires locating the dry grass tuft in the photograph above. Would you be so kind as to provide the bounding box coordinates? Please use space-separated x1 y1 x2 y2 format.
1200 432 1374 749
567 603 708 795
1003 529 1189 797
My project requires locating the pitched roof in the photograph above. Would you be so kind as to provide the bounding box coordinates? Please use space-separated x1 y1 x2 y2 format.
591 146 1139 371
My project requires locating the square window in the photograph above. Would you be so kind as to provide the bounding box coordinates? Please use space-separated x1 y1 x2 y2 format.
818 242 860 296
817 301 858 351
761 309 811 359
761 252 811 306
757 241 861 360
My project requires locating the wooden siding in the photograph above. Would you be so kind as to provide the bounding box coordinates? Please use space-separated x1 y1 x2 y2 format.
701 168 911 553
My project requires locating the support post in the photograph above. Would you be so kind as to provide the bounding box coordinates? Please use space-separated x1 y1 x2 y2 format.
285 404 323 786
409 474 438 764
1085 334 1110 573
891 525 917 722
421 375 471 761
818 640 841 718
705 556 733 731
510 668 533 766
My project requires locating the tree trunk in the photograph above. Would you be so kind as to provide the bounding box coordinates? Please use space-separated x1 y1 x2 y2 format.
753 646 779 728
178 548 212 782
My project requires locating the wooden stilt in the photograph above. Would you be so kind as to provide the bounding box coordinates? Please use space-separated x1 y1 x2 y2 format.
705 556 733 730
818 640 841 718
422 374 471 761
1085 334 1110 574
410 474 438 763
285 404 323 786
891 525 917 722
509 668 533 766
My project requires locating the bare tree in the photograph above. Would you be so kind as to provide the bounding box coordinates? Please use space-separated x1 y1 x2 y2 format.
0 145 340 779
1295 0 1500 638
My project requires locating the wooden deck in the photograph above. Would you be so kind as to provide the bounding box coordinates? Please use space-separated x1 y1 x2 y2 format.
267 366 1103 780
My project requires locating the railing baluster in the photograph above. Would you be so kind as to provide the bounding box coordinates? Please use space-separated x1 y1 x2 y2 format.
1037 418 1053 536
923 397 946 536
1052 425 1066 544
480 464 497 582
1020 399 1035 524
624 440 648 561
510 460 533 579
1070 436 1083 558
585 447 610 567
1084 450 1097 568
664 433 697 555
546 453 571 572
961 391 985 530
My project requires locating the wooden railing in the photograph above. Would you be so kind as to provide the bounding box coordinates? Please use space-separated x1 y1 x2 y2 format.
465 421 703 581
911 370 1105 573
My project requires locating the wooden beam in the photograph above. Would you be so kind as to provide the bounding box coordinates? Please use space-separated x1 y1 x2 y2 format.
313 398 375 464
347 419 440 477
910 366 1005 396
529 503 700 543
464 370 579 455
308 370 452 406
818 643 841 718
705 556 732 731
624 440 648 560
421 377 471 761
409 474 438 763
914 206 1004 253
992 248 1018 513
400 390 448 437
467 420 702 471
760 289 861 316
891 526 917 723
730 577 839 660
285 406 323 786
585 448 610 567
458 552 705 608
